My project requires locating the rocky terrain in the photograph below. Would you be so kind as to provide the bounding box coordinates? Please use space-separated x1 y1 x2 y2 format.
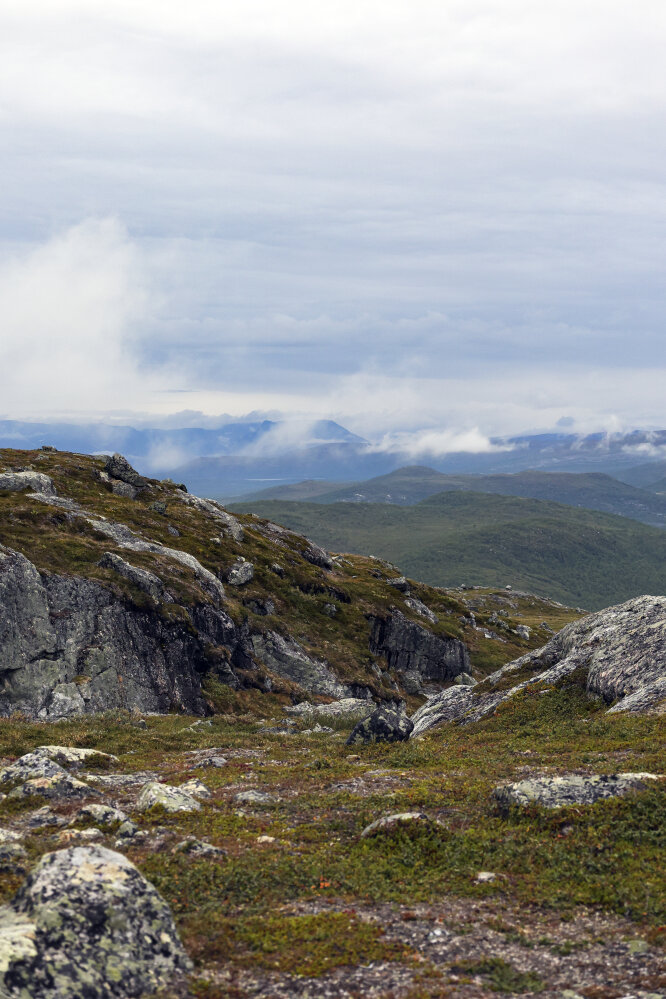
0 448 664 998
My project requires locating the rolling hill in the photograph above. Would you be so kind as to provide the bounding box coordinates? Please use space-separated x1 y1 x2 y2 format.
239 466 666 528
231 490 666 610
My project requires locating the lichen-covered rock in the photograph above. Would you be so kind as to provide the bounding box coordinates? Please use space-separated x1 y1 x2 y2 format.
136 781 202 813
302 543 333 570
98 552 172 602
369 610 469 683
177 493 244 542
410 686 476 737
173 837 227 858
71 804 128 827
104 453 147 489
0 751 67 786
250 632 359 699
409 595 666 737
226 558 254 586
0 470 56 495
0 845 190 997
35 746 118 768
360 812 436 838
8 773 97 802
178 778 211 800
233 789 275 805
493 772 661 810
346 705 414 745
284 697 374 721
404 597 438 623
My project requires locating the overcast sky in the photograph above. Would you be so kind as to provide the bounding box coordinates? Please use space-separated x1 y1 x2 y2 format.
1 0 666 446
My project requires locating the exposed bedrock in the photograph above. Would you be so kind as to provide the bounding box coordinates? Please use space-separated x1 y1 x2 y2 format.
368 609 470 683
410 595 666 737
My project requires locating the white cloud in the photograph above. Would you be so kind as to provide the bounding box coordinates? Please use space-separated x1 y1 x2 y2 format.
0 219 163 417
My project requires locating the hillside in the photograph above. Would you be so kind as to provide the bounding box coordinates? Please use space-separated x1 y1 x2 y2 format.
0 448 580 716
241 466 666 527
231 491 666 610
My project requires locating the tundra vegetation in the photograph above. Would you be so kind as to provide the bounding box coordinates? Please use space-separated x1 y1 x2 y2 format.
0 448 663 997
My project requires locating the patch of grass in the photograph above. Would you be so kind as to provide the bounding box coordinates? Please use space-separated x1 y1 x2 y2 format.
452 956 545 993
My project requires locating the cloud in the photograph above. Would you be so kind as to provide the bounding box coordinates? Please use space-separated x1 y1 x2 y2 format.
0 219 163 417
368 428 514 458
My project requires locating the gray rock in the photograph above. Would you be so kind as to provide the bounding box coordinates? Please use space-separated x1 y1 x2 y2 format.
98 552 172 602
0 543 221 719
8 773 97 802
386 576 410 593
251 632 356 699
104 453 147 489
515 624 531 640
233 789 275 805
246 597 275 616
71 804 128 828
116 819 141 841
410 686 476 736
346 705 414 745
136 782 202 814
0 751 67 786
284 697 374 721
110 480 138 500
200 755 228 768
302 543 333 570
360 812 435 838
369 610 470 684
494 772 661 810
0 470 56 495
453 672 476 686
0 840 28 871
173 837 227 858
35 746 118 768
177 493 244 542
178 778 211 800
0 845 190 996
404 597 438 623
25 806 67 829
226 558 254 586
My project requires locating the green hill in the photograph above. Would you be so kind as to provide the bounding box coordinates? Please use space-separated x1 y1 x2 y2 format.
232 491 666 610
241 466 666 527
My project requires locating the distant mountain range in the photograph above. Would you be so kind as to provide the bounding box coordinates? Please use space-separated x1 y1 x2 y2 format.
2 418 666 498
239 466 666 528
230 491 666 611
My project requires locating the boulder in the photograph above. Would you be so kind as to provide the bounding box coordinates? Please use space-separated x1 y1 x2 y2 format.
233 789 275 806
226 558 254 586
8 773 97 802
0 470 56 495
98 552 172 602
173 837 227 858
35 746 119 769
0 845 190 997
360 812 435 838
284 697 374 721
346 705 414 745
136 782 202 814
494 772 661 810
0 751 67 786
71 804 128 827
104 453 147 489
302 543 333 570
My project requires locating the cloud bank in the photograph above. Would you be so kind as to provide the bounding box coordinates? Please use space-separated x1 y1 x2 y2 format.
1 3 665 437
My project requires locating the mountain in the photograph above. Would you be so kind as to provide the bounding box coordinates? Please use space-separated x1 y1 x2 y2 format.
242 466 666 528
0 446 581 717
0 419 365 474
230 491 666 610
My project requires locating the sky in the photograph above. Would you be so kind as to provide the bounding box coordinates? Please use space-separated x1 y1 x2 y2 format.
1 0 666 448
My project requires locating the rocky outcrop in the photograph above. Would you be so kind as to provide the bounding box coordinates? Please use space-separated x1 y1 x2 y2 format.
410 595 666 736
0 470 56 495
0 544 214 719
369 609 469 683
136 782 202 814
250 632 358 699
0 845 190 997
494 773 661 810
346 704 413 744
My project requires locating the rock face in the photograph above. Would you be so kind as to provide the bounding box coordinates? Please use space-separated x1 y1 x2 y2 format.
250 632 360 700
369 610 470 683
410 595 666 736
494 773 660 810
0 845 190 997
0 470 56 495
346 704 414 744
